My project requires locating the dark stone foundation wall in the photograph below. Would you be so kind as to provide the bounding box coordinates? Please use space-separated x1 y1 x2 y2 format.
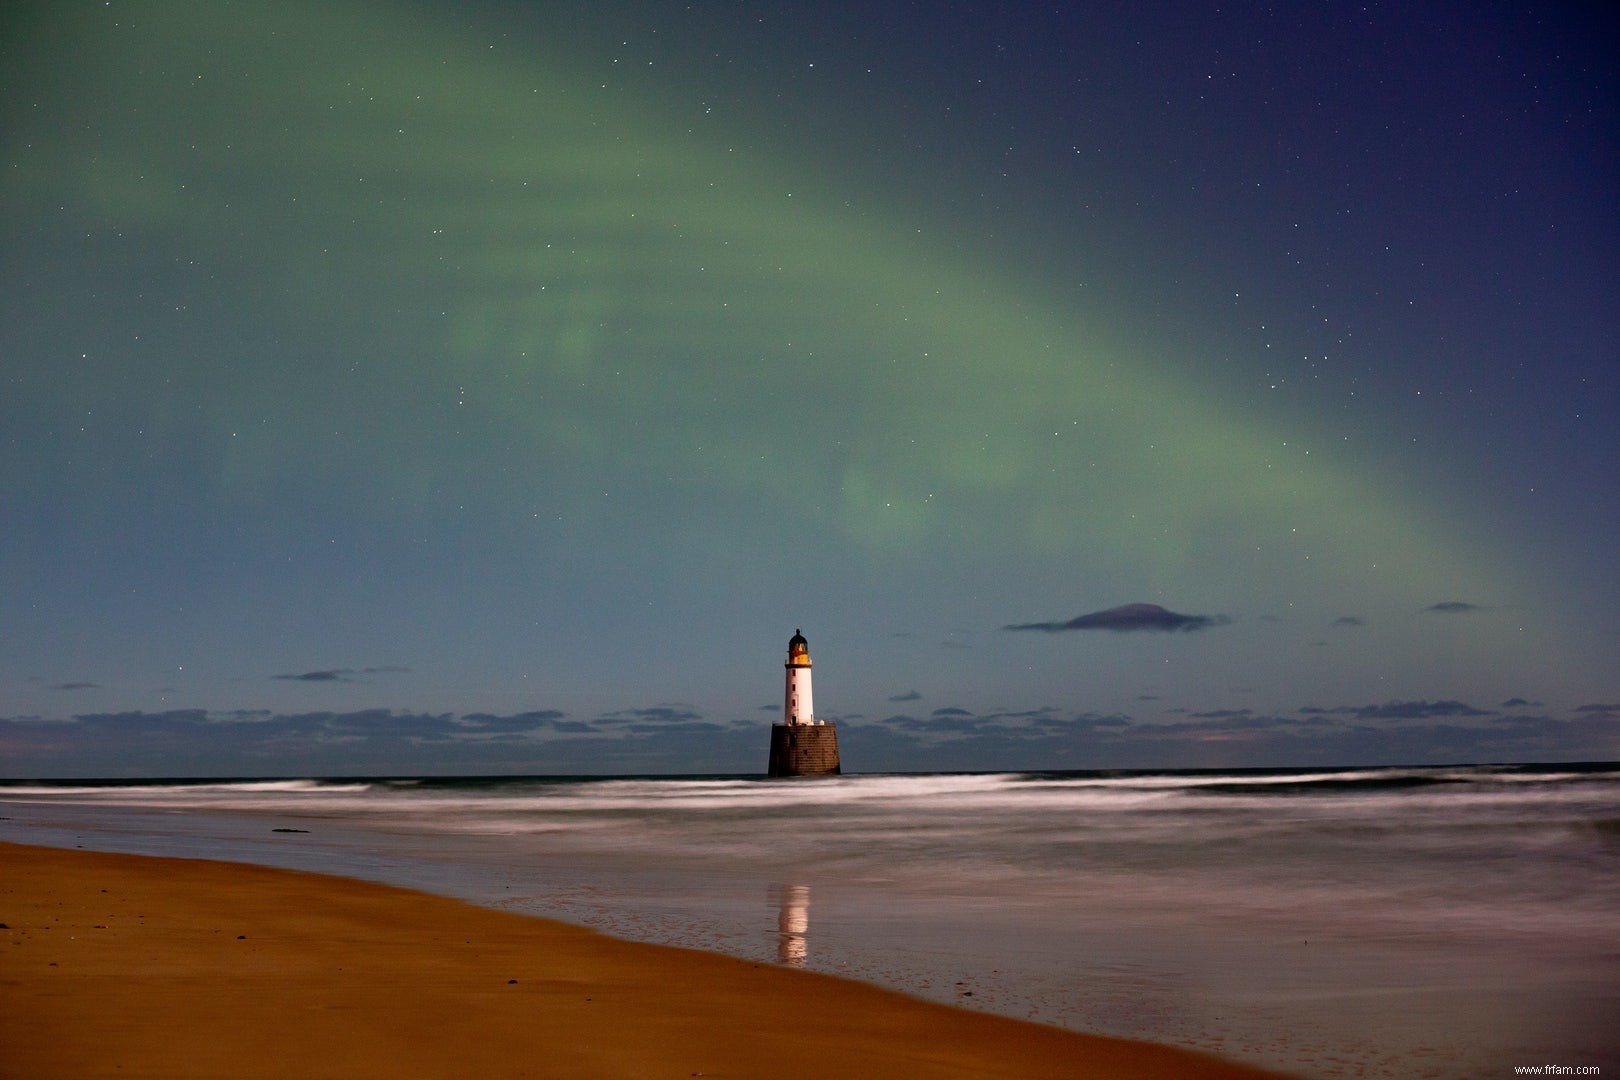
767 723 841 777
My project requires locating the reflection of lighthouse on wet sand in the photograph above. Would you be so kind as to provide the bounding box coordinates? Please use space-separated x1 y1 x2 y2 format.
776 884 810 966
766 629 842 776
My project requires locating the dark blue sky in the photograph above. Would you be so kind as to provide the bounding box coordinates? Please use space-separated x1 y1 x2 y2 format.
2 1 1616 775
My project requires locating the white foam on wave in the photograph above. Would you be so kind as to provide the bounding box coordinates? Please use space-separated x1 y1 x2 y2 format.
0 779 373 801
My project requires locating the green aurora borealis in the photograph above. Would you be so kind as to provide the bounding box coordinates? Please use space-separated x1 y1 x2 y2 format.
3 1 1616 773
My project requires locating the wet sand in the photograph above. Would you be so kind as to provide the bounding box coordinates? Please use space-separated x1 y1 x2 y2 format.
0 841 1292 1079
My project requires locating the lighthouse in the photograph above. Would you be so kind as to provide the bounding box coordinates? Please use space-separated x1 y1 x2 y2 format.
767 629 842 777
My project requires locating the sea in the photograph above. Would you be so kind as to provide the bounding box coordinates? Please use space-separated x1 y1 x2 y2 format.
4 763 1618 1078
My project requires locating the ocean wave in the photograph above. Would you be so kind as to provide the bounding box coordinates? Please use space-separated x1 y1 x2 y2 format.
0 778 373 801
5 766 1616 828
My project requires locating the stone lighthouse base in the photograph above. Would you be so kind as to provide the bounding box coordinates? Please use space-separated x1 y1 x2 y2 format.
767 723 841 777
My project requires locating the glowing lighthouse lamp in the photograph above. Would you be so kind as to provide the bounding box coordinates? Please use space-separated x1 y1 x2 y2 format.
767 629 842 777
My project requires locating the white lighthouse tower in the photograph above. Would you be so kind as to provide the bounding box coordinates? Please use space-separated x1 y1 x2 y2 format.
767 628 841 776
783 628 818 725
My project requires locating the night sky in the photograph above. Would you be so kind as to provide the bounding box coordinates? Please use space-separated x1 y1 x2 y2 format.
4 1 1616 776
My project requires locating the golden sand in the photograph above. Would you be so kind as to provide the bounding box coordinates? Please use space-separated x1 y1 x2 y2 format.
1 841 1291 1078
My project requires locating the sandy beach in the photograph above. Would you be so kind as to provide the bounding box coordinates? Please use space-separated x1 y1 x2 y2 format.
1 841 1290 1079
